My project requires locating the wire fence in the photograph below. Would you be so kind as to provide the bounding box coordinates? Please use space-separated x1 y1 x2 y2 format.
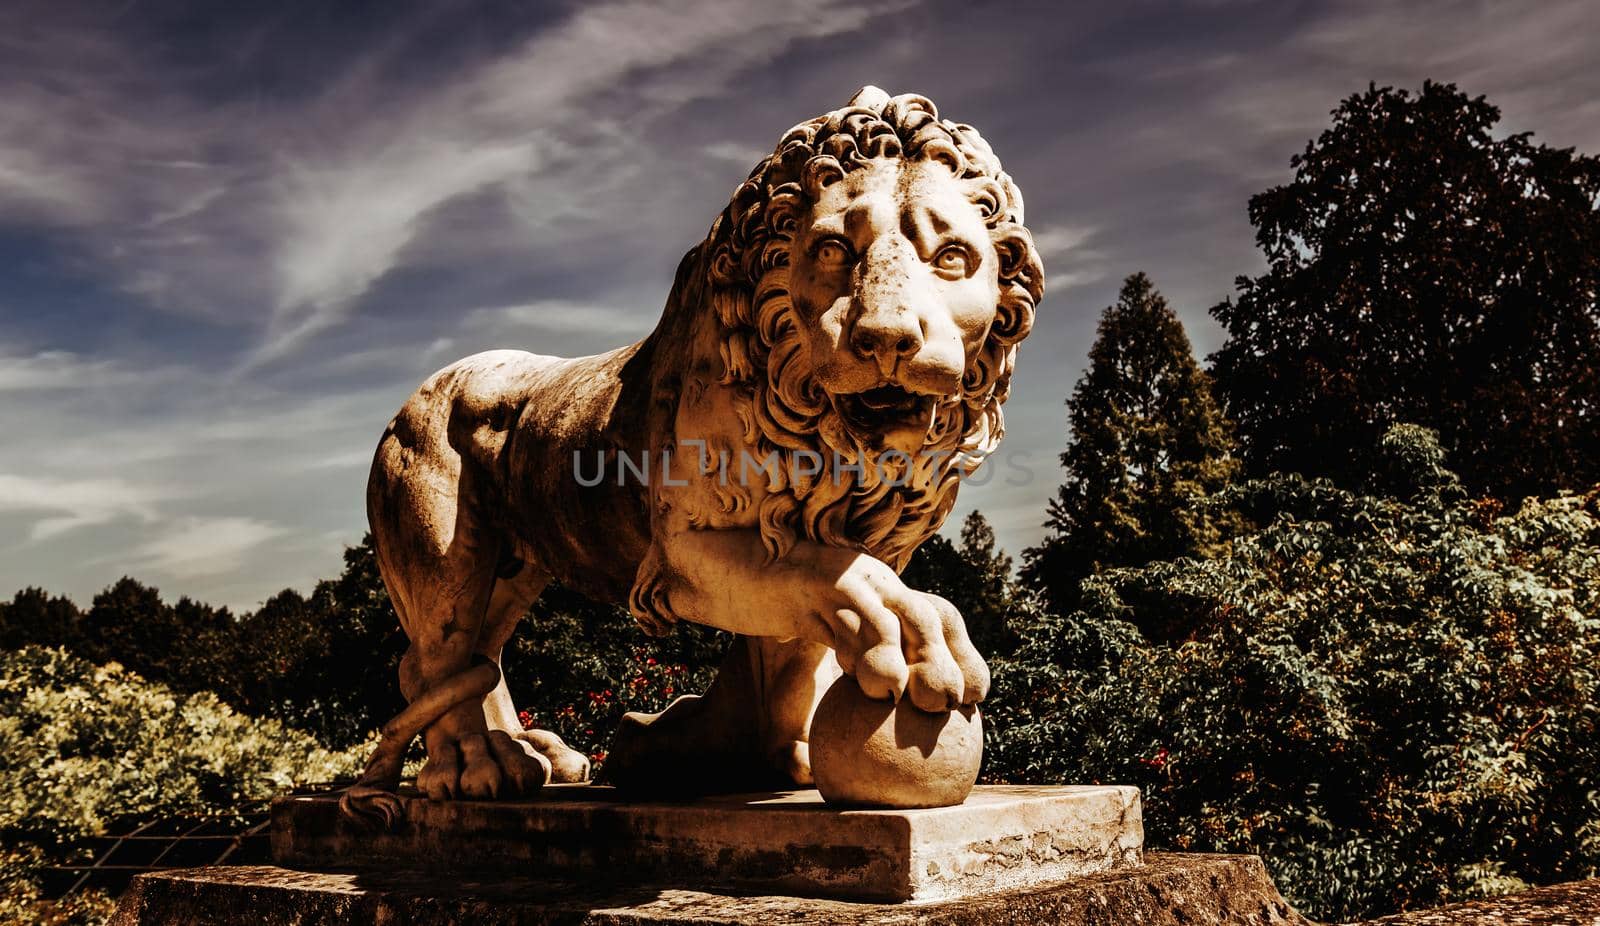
41 782 345 899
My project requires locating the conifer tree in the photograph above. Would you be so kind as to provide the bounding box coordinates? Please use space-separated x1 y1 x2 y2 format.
1022 273 1239 621
902 510 1019 656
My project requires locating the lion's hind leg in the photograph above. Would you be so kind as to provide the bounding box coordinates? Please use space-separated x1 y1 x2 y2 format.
366 388 552 805
340 659 501 828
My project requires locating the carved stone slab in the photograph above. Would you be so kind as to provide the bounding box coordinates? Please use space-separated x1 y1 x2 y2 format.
270 784 1143 902
112 854 1310 925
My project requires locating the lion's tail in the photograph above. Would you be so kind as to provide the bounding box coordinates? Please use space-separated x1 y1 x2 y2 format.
337 659 502 830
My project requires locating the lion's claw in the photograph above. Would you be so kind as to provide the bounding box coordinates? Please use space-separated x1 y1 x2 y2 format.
825 557 989 710
339 786 404 831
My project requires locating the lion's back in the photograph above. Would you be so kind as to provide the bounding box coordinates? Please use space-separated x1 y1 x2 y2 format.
367 344 657 601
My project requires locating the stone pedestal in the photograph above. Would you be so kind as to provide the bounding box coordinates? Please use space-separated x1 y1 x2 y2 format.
112 784 1311 924
272 784 1143 903
111 853 1307 925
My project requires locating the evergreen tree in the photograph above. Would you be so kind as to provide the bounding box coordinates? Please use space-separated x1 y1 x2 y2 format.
902 511 1020 656
1022 273 1239 625
1210 82 1600 501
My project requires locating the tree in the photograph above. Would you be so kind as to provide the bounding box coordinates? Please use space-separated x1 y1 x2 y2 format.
1210 81 1600 502
987 424 1600 921
0 588 82 651
293 537 409 748
902 511 1021 657
1022 273 1239 626
74 578 233 691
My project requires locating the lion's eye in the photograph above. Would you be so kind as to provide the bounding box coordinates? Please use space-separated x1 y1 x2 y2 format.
814 238 854 268
933 244 972 277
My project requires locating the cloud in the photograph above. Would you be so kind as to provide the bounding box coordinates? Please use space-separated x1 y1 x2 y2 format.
260 141 540 366
124 516 289 579
1027 224 1111 291
0 473 167 541
0 0 911 368
1029 224 1098 262
249 0 910 365
0 350 149 392
465 299 654 340
701 141 769 167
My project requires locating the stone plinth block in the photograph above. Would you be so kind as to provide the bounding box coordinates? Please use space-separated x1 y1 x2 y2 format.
111 853 1308 925
271 784 1142 903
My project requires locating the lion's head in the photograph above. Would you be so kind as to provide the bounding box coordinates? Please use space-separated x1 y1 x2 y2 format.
684 87 1043 571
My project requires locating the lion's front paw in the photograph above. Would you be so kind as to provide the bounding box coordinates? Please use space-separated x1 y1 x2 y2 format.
417 728 552 801
824 560 990 712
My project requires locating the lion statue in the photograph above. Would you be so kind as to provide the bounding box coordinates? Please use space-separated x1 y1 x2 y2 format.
341 86 1043 822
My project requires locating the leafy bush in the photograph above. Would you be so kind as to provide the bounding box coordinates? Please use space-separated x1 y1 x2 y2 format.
986 426 1600 920
0 845 113 926
0 647 368 845
0 646 371 924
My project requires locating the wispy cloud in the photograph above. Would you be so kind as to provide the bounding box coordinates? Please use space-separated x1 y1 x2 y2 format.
124 516 290 580
1027 224 1111 290
251 0 909 365
465 299 654 340
0 0 910 368
0 350 154 392
0 473 167 541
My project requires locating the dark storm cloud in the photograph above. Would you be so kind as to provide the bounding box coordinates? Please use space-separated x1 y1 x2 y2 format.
1 0 1595 608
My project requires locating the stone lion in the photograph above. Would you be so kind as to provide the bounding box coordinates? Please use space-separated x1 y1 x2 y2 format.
342 86 1043 822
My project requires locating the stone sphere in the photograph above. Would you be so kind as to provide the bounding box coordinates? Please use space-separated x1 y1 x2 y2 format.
809 675 982 808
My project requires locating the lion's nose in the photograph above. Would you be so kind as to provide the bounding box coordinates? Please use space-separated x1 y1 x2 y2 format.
849 312 923 363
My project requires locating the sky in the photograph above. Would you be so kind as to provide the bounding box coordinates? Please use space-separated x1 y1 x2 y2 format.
2 0 1598 612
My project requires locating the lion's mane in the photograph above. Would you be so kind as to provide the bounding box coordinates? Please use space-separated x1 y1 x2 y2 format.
633 91 1042 635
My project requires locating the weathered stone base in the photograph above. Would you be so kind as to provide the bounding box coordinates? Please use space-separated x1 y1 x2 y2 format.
273 784 1143 902
111 853 1309 925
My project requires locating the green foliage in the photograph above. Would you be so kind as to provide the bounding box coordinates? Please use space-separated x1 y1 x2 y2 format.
0 647 370 925
902 511 1022 657
504 583 726 767
76 581 237 695
0 647 367 846
0 539 411 751
1211 81 1600 503
1023 272 1239 628
0 844 113 926
987 425 1600 920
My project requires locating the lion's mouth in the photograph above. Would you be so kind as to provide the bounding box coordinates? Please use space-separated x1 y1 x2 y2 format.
836 384 936 436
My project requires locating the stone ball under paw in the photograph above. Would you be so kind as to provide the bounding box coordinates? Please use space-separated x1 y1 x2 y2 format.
809 674 982 808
